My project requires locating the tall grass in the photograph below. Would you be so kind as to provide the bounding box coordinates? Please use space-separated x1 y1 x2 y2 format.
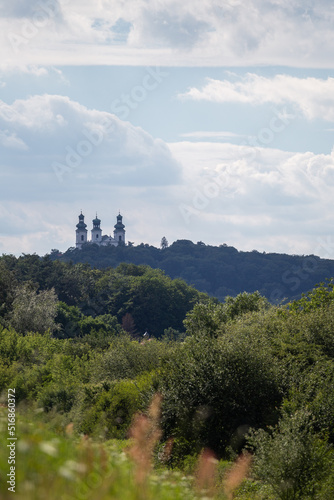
0 398 254 500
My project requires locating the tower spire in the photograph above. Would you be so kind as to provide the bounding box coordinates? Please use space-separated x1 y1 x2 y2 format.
91 213 102 243
114 212 126 245
76 212 87 248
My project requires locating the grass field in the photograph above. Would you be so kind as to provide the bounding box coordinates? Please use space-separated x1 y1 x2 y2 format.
0 399 267 500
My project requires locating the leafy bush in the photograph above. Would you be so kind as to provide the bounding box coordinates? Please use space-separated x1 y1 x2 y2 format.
247 410 334 500
71 372 157 439
160 334 282 457
283 360 334 443
91 337 171 382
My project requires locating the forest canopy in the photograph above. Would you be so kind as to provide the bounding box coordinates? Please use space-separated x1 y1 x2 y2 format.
51 240 334 303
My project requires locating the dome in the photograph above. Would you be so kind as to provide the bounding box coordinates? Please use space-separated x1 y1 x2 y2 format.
114 213 125 230
76 212 87 230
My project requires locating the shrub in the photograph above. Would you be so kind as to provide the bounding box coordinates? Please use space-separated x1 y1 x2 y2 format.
160 334 282 457
247 410 333 500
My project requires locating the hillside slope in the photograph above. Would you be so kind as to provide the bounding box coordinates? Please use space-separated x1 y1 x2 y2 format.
53 240 334 302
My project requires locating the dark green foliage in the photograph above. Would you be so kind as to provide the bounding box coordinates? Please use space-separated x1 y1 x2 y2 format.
283 360 334 443
119 272 203 336
55 302 82 337
0 255 207 338
53 240 334 303
79 314 121 337
160 333 282 457
90 336 170 383
38 384 76 413
70 371 157 439
161 327 185 342
247 410 334 500
223 290 270 319
0 259 17 324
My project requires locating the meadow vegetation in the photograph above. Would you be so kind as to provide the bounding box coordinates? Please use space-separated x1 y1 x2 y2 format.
0 254 334 498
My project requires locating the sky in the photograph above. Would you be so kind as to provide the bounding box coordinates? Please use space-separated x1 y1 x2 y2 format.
1 0 334 258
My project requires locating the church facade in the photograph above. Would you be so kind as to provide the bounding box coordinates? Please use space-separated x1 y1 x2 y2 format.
76 212 126 249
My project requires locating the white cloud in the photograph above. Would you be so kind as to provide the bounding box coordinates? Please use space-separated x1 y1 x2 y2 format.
0 94 182 254
168 141 334 256
0 0 334 66
127 2 212 49
179 74 334 122
0 94 180 192
171 141 334 207
0 63 66 82
179 131 242 139
0 0 62 19
2 136 334 257
0 130 28 150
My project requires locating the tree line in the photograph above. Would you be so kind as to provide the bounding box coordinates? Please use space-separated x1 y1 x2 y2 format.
0 254 207 339
51 239 334 303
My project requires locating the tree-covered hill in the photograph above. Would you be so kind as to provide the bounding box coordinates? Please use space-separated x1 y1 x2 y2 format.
0 255 208 339
51 240 334 302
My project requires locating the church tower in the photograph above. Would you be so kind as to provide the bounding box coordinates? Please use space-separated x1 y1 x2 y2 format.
76 212 88 249
113 212 126 245
91 214 102 244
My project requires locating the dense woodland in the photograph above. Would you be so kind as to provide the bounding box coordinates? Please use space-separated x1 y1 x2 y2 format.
0 253 207 338
1 253 334 498
51 239 334 303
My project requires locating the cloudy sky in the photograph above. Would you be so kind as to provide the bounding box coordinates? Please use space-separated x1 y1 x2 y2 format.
1 0 334 258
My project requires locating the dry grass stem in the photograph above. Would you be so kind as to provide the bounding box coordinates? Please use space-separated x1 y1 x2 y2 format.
127 393 162 485
195 448 218 496
224 453 252 500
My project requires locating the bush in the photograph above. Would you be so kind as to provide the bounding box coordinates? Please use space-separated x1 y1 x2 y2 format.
38 384 77 413
71 372 157 439
160 334 282 457
91 337 171 382
247 410 334 500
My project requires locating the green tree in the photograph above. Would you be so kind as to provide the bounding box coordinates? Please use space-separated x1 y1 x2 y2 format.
0 260 17 325
183 300 225 338
184 291 269 338
9 283 59 335
288 279 334 313
55 302 82 338
224 290 270 319
160 237 169 250
160 334 281 457
109 266 206 337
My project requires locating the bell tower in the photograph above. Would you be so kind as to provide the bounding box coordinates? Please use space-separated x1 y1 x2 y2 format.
76 212 88 249
113 212 126 245
91 214 102 244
